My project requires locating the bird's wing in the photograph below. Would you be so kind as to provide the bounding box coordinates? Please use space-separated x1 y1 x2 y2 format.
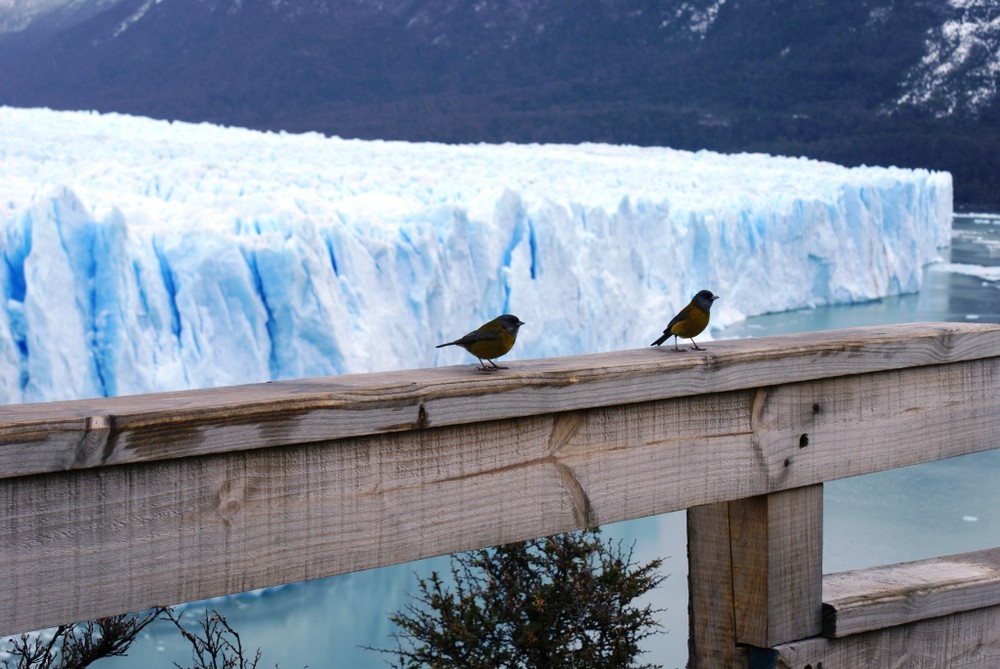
665 306 691 333
454 329 500 346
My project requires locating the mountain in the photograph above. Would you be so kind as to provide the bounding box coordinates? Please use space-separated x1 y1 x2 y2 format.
2 0 999 207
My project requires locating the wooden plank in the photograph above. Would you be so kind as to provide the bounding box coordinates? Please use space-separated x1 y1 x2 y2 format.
687 503 746 669
749 357 1000 491
4 348 1000 635
774 604 1000 668
559 359 1000 517
1 322 999 478
2 390 757 636
731 486 823 647
823 547 1000 638
2 414 578 635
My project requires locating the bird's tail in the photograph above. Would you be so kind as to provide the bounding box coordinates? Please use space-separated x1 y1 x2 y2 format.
650 333 669 347
435 342 455 349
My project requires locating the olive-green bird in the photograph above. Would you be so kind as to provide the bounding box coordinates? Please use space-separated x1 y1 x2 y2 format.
650 290 720 351
436 314 525 371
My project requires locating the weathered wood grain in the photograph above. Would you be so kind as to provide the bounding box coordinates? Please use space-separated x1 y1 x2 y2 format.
4 323 1000 639
823 547 1000 638
2 414 580 635
731 486 823 647
4 353 1000 634
775 604 1000 668
2 391 760 635
750 357 1000 491
2 322 999 478
687 503 747 669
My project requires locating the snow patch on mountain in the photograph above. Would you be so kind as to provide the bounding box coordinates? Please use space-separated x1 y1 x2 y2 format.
897 0 1000 116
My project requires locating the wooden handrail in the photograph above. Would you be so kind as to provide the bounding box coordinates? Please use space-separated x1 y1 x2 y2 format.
2 321 1000 666
2 322 998 479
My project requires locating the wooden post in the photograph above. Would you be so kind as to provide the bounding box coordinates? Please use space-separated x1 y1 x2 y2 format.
688 485 823 667
688 503 747 669
731 485 823 647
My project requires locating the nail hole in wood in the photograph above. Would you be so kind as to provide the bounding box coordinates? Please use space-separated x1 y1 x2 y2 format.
799 433 809 448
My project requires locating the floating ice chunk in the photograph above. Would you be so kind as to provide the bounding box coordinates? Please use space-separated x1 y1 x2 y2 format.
931 262 1000 282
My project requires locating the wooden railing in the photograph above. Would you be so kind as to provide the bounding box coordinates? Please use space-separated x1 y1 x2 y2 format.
3 322 1000 667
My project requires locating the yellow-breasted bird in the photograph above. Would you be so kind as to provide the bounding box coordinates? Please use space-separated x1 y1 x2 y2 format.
436 314 525 371
650 290 720 351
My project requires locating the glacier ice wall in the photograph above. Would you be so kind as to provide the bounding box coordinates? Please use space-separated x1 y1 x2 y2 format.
0 106 952 403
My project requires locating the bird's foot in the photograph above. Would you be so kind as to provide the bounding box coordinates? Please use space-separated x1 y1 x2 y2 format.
476 365 506 372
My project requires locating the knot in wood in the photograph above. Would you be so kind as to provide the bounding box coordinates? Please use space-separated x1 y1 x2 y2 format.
216 480 245 524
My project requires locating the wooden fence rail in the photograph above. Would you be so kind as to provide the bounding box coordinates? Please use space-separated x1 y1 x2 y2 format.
3 322 1000 667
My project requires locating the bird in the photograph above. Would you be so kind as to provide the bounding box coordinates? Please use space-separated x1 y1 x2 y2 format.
650 290 720 351
436 314 525 371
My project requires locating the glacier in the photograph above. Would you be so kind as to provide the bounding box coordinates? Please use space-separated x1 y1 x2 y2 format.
0 106 952 405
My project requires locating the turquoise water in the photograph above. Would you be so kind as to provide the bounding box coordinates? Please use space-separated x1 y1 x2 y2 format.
90 214 1000 668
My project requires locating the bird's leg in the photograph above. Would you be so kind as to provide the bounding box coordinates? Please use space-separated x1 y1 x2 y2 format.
689 338 705 351
475 358 503 372
672 336 682 352
488 358 508 370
